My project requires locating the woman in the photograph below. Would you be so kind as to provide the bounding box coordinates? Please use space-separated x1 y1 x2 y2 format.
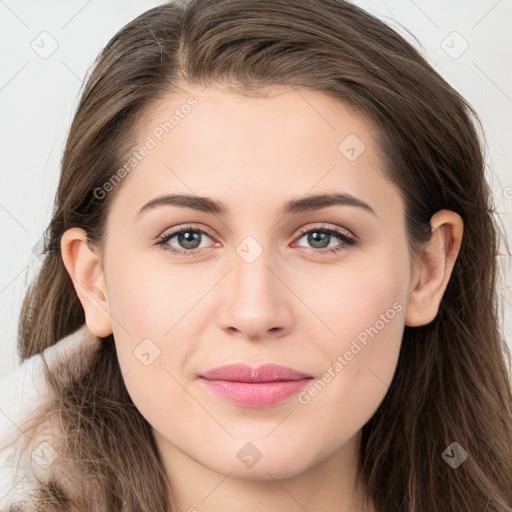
1 0 511 510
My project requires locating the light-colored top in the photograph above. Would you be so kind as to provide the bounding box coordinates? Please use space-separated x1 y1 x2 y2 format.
0 323 99 509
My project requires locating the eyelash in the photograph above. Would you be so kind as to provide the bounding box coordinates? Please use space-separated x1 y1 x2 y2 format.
155 223 357 257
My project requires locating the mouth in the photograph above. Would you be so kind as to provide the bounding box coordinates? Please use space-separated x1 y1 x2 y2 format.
199 363 314 407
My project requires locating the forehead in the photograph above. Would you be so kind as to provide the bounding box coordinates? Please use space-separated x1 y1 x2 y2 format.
108 85 401 221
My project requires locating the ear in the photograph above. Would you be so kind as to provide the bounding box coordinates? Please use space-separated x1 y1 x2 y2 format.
405 210 463 327
60 227 113 337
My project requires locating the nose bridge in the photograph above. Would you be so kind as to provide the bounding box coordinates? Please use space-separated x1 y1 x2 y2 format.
231 235 277 306
217 233 292 336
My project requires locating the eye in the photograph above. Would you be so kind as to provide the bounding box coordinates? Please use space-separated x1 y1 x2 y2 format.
156 225 218 256
155 223 357 257
293 224 356 254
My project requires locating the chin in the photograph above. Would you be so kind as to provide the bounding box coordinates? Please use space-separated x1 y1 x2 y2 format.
205 439 320 481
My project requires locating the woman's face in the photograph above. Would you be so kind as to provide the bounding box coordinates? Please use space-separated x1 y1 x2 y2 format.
98 85 413 481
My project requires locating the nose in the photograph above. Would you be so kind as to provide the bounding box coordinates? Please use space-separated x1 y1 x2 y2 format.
216 245 294 341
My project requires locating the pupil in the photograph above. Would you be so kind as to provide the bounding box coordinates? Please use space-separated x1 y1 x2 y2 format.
309 232 329 248
179 231 201 249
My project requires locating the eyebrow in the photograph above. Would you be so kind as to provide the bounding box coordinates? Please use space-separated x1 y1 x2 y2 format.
136 192 377 219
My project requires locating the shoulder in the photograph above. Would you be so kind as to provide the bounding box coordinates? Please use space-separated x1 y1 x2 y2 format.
0 324 100 509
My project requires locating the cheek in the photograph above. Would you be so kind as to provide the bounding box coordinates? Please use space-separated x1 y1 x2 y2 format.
325 291 404 400
304 244 408 347
103 251 203 426
119 366 192 447
307 273 405 398
296 248 408 432
105 247 208 336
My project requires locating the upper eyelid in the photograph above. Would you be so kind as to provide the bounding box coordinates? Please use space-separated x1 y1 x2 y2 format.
296 223 355 240
160 224 214 240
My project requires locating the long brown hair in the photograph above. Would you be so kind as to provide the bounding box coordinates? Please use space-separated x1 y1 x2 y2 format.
16 0 512 510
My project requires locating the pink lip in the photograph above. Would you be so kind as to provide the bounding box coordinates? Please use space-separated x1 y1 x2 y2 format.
199 364 313 407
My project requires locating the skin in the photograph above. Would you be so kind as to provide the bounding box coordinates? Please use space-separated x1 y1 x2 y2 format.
61 84 463 512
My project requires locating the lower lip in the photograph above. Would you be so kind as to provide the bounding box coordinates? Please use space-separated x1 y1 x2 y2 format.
200 378 312 407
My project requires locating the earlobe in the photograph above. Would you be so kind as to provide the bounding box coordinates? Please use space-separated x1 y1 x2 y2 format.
405 210 463 327
60 227 113 337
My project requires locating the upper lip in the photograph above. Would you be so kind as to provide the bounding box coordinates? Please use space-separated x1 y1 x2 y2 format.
200 364 313 382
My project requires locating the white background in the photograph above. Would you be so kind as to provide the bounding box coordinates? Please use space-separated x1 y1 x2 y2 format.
1 0 511 378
